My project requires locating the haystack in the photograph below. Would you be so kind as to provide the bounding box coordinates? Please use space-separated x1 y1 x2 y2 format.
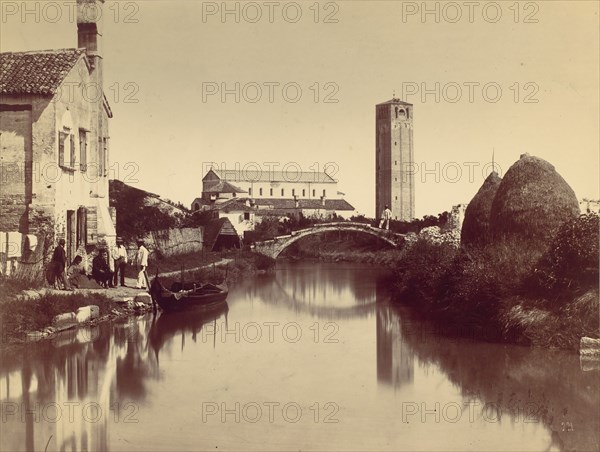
489 154 579 247
461 171 502 247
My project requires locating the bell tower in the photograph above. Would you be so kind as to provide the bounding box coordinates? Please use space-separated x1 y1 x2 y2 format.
375 98 414 221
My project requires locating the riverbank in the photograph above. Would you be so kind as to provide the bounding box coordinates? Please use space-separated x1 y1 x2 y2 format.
0 250 275 344
390 236 599 351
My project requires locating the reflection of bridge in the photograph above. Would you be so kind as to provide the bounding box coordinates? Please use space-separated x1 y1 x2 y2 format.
252 222 406 258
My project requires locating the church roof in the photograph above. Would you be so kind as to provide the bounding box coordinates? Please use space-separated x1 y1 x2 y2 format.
213 169 337 184
0 48 85 94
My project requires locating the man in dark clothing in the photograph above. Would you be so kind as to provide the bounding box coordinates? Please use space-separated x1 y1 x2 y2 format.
46 239 68 289
92 249 114 288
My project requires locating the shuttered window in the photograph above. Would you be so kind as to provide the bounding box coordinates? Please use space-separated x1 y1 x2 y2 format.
70 134 76 168
86 206 98 244
79 130 87 172
58 132 68 167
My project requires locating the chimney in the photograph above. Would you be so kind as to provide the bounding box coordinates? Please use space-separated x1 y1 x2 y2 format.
77 0 104 82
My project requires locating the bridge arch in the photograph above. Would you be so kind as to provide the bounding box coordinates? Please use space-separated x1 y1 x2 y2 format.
253 223 404 259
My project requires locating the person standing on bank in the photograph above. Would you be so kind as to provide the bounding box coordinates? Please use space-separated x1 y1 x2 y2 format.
46 238 68 289
379 205 393 230
112 237 128 287
135 239 149 289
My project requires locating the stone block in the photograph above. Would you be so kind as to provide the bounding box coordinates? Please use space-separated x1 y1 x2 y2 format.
76 305 100 323
134 292 152 305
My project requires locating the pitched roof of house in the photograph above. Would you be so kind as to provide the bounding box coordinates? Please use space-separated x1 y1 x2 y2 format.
377 98 413 106
203 217 238 251
0 49 86 94
207 168 337 184
203 180 247 194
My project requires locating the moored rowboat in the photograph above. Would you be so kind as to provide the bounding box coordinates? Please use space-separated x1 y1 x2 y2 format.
149 275 228 312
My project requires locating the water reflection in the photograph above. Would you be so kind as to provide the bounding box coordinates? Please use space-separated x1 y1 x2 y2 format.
239 264 390 319
1 263 598 451
148 302 229 360
375 302 600 451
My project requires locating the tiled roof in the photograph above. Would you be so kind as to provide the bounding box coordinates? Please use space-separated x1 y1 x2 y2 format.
203 218 238 251
215 169 336 184
203 180 247 194
0 49 85 94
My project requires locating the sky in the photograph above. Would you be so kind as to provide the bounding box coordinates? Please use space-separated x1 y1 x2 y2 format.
1 0 599 217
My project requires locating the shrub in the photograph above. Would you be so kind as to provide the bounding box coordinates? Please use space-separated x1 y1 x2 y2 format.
531 213 599 296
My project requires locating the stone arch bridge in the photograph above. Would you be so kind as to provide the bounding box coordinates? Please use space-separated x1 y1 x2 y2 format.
252 222 405 259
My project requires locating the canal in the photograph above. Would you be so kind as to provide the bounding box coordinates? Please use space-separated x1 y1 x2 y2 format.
1 262 598 451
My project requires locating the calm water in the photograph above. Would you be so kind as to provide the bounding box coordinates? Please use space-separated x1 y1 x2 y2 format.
1 262 598 451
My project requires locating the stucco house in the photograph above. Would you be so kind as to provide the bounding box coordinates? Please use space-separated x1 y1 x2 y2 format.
0 0 115 275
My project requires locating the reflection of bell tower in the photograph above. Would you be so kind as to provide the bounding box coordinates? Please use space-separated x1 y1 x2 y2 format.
376 305 414 388
375 98 415 220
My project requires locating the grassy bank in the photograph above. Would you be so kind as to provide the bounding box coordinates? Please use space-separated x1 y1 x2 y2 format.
0 250 275 344
0 285 116 342
391 215 599 350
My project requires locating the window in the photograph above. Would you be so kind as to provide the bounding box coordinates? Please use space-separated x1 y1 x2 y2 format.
292 189 295 196
259 188 263 196
395 160 397 166
193 203 199 211
233 192 236 197
76 207 87 248
244 212 250 221
269 188 273 196
69 134 76 168
302 189 305 197
99 137 108 177
249 188 252 196
79 130 87 171
322 189 326 196
58 132 68 167
312 189 315 197
281 188 284 196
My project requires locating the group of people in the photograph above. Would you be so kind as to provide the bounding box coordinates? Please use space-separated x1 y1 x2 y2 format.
46 238 150 290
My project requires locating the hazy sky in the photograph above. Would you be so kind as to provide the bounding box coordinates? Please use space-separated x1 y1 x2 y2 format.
2 0 598 217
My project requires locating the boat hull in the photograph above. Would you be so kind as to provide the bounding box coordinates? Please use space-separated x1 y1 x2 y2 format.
150 277 229 312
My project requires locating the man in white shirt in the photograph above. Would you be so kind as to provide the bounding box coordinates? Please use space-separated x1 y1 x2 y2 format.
379 205 393 230
135 239 149 289
112 237 128 287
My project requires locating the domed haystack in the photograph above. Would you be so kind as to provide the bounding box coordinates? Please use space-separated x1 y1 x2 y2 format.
489 154 580 247
461 171 502 247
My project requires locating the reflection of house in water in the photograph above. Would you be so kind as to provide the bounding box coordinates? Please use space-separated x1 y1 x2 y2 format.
0 316 157 452
376 305 414 388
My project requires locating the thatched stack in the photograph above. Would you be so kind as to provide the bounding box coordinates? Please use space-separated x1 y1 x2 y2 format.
489 154 580 247
461 171 502 247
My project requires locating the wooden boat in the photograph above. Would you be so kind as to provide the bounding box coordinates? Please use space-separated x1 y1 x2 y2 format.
149 275 228 312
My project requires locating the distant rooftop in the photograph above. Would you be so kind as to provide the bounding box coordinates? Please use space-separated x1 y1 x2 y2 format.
207 168 337 184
